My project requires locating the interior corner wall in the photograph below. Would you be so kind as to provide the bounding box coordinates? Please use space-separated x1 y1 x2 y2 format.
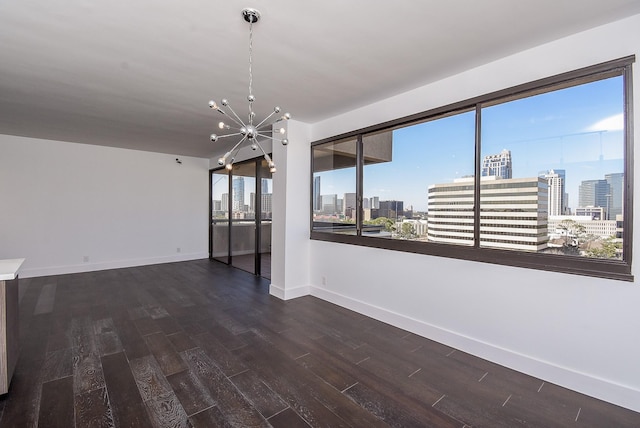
306 14 640 411
0 135 209 277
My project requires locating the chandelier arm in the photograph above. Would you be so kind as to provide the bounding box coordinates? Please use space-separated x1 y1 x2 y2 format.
214 132 244 139
254 110 278 129
252 139 269 157
253 139 274 167
217 112 244 128
223 103 247 129
256 133 285 143
227 135 249 156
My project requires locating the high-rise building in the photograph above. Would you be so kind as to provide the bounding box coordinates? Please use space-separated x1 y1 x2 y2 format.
481 149 512 179
261 193 272 217
261 178 270 195
232 177 245 212
379 200 403 220
605 172 624 220
427 176 548 251
313 176 321 211
221 193 229 212
322 194 338 214
540 169 567 215
578 179 609 211
371 196 380 209
343 193 357 218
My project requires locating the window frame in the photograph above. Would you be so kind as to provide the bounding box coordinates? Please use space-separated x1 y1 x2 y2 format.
310 56 635 282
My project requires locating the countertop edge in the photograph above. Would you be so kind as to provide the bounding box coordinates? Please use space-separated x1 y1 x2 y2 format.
0 258 26 281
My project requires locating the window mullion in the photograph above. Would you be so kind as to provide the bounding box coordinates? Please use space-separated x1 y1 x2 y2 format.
356 134 364 236
474 104 482 248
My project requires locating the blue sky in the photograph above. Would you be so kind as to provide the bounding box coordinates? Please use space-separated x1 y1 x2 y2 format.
317 76 625 212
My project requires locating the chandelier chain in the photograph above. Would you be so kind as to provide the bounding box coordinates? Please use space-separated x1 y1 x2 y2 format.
248 20 254 122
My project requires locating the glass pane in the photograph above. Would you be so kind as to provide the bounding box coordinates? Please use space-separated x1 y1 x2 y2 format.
231 162 256 220
211 170 229 263
312 137 357 234
480 75 624 258
260 221 272 280
231 162 256 273
259 160 273 221
363 111 476 244
259 159 272 279
212 170 229 220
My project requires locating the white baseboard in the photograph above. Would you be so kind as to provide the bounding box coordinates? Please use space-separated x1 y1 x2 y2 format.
269 282 310 300
310 285 640 413
19 252 209 278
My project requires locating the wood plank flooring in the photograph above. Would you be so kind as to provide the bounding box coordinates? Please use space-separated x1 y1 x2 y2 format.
0 259 638 427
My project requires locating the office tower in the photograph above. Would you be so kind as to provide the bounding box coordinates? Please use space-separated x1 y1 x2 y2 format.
261 193 272 216
427 176 548 251
605 172 624 220
541 169 567 216
482 149 512 179
379 200 404 220
322 194 338 214
221 193 229 212
232 177 245 212
343 193 357 218
578 179 609 210
363 197 370 209
313 176 321 211
371 196 380 209
261 178 270 195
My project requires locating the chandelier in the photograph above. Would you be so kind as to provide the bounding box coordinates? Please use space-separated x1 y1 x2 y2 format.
209 8 290 173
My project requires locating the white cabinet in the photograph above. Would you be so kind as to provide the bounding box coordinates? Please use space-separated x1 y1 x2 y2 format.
0 259 24 395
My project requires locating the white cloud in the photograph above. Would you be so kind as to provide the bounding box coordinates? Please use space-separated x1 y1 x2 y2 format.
587 113 623 132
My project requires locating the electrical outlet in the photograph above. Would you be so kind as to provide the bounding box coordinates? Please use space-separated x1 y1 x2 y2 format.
176 247 181 253
322 276 326 285
83 256 89 262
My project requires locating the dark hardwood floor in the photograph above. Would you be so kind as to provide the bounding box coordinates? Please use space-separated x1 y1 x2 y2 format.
0 259 638 427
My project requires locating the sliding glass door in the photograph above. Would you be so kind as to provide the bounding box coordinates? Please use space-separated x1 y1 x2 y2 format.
210 157 272 279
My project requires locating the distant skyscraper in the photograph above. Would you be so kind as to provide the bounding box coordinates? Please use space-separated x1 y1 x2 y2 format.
343 193 357 217
221 193 229 212
261 193 272 216
605 172 624 220
371 196 380 209
379 200 403 219
482 149 512 179
541 169 567 216
313 176 321 211
261 178 269 195
578 179 609 210
322 194 337 214
232 177 245 212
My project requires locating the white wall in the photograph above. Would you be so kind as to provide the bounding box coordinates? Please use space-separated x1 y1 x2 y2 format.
270 120 311 299
0 135 209 277
286 15 640 411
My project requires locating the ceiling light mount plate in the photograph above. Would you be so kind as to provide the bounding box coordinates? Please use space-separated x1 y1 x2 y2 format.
242 8 261 23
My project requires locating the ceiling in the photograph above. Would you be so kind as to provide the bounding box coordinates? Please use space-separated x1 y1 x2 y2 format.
1 1 640 158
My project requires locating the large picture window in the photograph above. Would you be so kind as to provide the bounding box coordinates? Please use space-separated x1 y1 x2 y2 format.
310 57 634 281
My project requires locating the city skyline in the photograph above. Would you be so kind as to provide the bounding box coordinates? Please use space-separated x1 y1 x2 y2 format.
315 75 624 213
